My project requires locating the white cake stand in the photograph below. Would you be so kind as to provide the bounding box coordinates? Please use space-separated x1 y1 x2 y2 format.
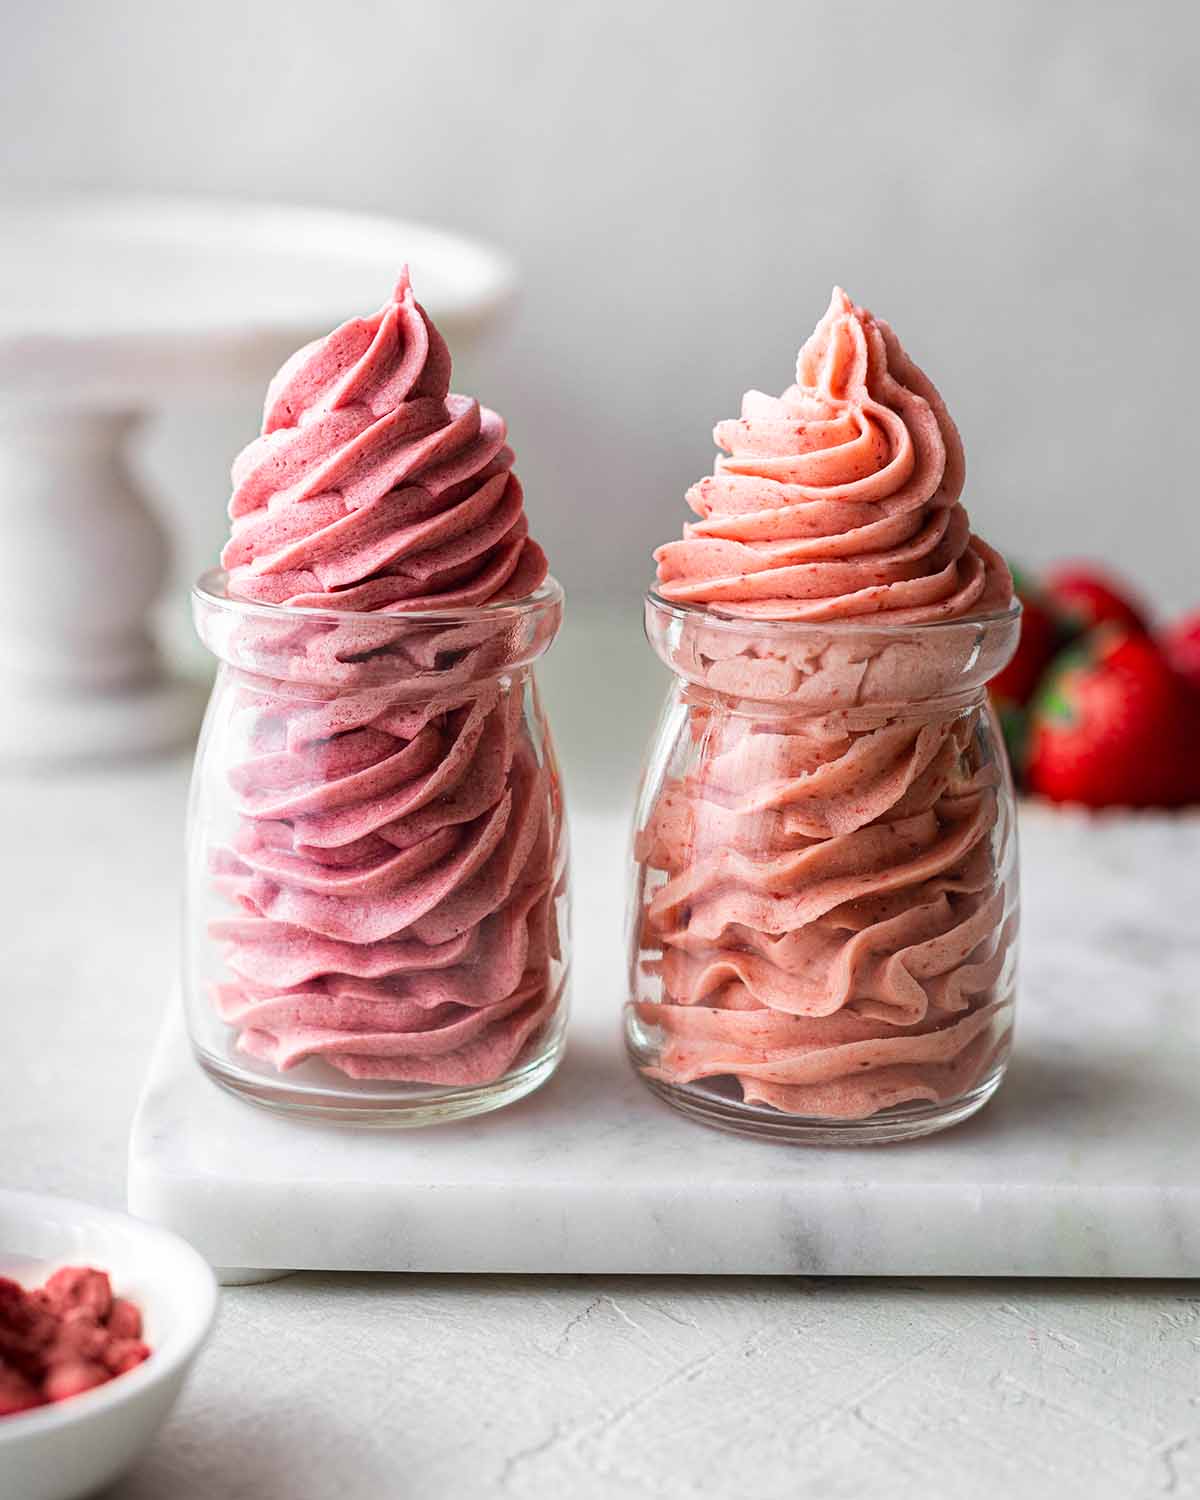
0 196 515 766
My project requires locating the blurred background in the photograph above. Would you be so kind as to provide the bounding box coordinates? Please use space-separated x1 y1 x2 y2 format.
2 0 1196 647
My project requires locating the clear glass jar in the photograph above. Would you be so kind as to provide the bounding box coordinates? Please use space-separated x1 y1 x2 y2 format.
626 592 1021 1145
186 570 569 1126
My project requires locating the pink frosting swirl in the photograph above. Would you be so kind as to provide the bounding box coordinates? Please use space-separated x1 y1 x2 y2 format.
635 290 1016 1121
205 273 564 1086
655 287 1010 623
222 268 546 611
635 701 1016 1117
210 678 564 1081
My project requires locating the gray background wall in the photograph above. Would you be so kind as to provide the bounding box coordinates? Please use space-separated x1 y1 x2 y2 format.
3 0 1196 616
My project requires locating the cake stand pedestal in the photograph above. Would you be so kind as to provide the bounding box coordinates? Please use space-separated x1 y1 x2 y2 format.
0 196 514 767
0 404 202 764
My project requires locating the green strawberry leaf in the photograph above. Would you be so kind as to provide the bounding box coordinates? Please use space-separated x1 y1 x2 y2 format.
1033 641 1094 726
1039 681 1076 724
996 701 1030 778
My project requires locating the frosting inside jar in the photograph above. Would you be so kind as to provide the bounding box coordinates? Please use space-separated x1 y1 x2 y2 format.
208 272 563 1086
637 289 1016 1120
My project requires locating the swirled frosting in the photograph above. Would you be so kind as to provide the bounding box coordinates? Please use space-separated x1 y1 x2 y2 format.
655 287 1010 623
207 273 564 1086
636 290 1016 1120
222 268 546 611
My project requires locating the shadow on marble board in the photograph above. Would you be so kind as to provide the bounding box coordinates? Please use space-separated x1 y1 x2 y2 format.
950 1040 1198 1153
373 1027 643 1150
388 1015 1198 1164
537 1022 1191 1142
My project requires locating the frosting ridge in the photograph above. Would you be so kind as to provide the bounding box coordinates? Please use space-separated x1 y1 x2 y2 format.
223 268 547 612
655 287 1010 623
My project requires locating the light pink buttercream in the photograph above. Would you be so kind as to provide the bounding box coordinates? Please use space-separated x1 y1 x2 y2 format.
654 287 1010 623
637 290 1016 1119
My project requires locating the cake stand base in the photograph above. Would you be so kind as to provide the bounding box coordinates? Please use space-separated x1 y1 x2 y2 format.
0 675 206 767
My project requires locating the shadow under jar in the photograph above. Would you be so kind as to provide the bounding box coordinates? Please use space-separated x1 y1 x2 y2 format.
626 591 1021 1145
186 570 569 1126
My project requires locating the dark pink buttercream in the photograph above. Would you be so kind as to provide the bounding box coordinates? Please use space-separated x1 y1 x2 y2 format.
208 273 561 1085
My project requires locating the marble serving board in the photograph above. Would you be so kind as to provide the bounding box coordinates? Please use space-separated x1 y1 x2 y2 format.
128 804 1200 1282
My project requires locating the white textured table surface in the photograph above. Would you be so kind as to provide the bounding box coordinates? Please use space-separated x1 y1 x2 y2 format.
5 611 1200 1499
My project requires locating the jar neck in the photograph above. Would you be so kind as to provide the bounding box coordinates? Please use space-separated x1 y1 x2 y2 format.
193 571 563 695
644 591 1020 714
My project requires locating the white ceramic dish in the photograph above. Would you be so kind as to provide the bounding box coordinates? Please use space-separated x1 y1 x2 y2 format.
0 1190 218 1500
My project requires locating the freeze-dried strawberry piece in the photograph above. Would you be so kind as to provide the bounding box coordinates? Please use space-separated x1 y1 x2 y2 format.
107 1299 142 1341
42 1267 113 1322
0 1362 43 1416
103 1338 151 1376
0 1267 151 1419
52 1307 109 1362
0 1279 56 1377
43 1359 108 1403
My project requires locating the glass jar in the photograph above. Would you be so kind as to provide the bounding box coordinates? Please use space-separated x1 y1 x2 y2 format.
186 570 569 1126
626 592 1021 1145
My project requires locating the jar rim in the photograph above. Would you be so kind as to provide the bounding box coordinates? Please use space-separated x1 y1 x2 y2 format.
645 588 1021 637
194 568 565 629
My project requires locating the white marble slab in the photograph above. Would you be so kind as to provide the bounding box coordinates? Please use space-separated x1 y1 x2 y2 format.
128 804 1200 1281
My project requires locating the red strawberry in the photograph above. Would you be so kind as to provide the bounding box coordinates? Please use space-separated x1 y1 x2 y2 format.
990 568 1060 706
1045 564 1148 638
1164 611 1200 695
1027 628 1200 808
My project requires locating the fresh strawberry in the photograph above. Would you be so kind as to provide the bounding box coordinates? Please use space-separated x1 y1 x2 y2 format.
990 567 1060 706
1027 628 1200 807
1044 564 1148 638
1164 611 1200 695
